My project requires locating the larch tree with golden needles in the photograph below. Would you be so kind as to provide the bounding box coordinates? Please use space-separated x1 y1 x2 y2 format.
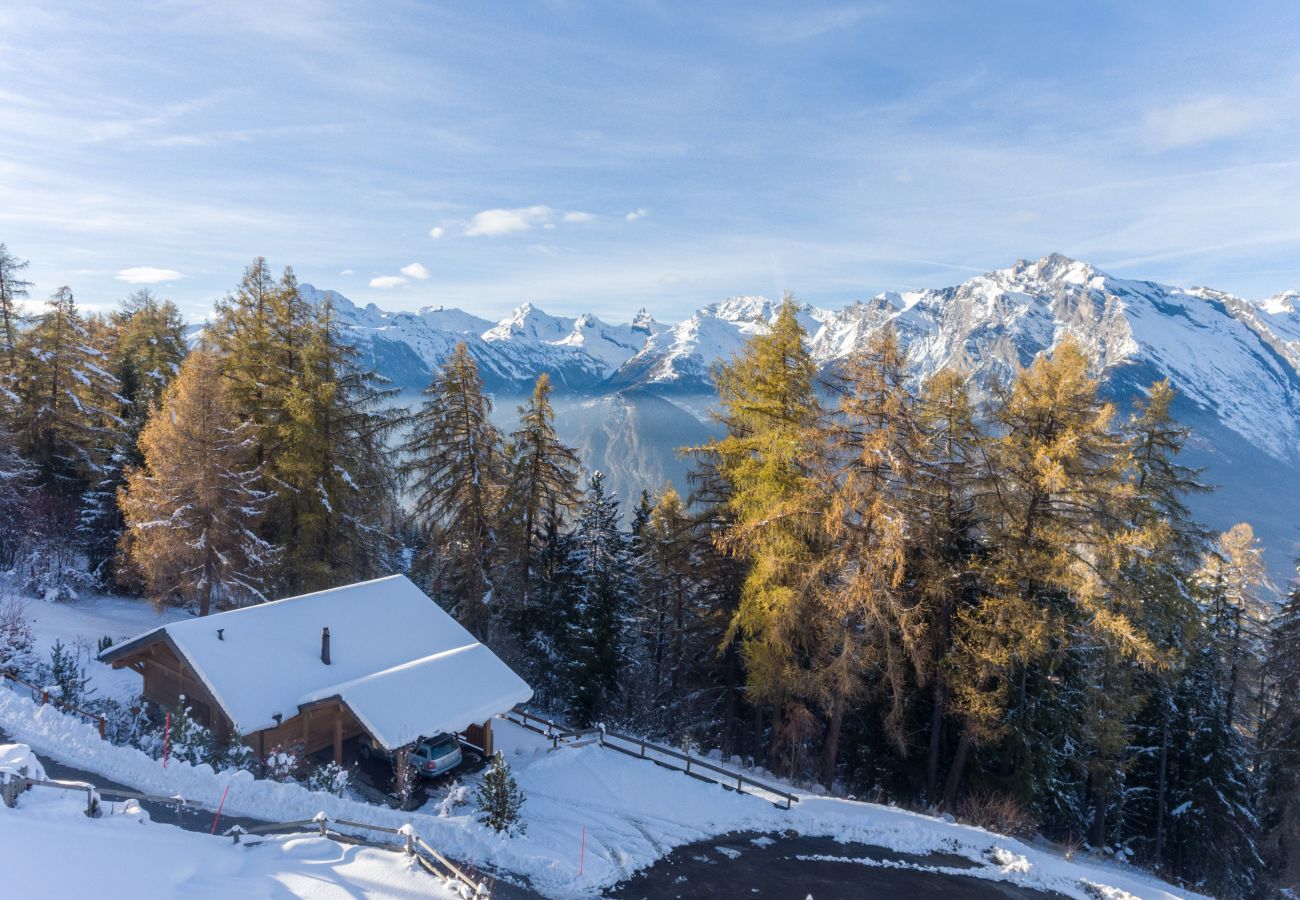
943 336 1135 807
817 326 924 787
698 295 830 776
119 348 278 615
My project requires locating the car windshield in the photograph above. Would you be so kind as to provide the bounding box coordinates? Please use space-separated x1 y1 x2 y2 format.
423 735 458 757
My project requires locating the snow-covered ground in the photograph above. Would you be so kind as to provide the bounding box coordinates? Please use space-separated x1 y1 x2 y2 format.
0 754 453 899
0 591 1203 900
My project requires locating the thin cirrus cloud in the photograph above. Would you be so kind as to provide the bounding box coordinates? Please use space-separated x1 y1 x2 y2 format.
1143 95 1272 151
625 208 648 222
461 205 596 237
115 266 183 284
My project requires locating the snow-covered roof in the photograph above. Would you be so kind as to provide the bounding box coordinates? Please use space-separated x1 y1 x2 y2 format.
103 575 531 749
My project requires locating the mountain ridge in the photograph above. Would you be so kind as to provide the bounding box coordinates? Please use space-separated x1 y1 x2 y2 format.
299 255 1300 582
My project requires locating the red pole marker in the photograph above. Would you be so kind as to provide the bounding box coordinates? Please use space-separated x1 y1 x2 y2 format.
579 826 586 877
163 712 171 768
210 784 230 834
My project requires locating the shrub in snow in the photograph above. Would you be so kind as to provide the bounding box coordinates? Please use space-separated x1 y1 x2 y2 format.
164 698 217 767
306 760 350 797
265 740 305 782
47 639 92 709
476 751 525 835
96 634 113 654
436 779 470 817
0 595 36 678
959 791 1038 840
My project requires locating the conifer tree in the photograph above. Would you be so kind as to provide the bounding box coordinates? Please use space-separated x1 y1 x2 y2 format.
119 348 278 614
566 472 632 726
499 373 581 609
696 295 829 775
907 368 985 804
0 243 31 384
943 337 1140 808
402 342 503 636
817 326 922 786
476 751 525 834
1261 581 1300 891
110 289 187 467
13 287 120 591
211 258 281 470
269 293 400 592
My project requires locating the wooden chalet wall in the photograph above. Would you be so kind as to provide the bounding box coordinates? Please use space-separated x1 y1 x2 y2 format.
113 640 234 745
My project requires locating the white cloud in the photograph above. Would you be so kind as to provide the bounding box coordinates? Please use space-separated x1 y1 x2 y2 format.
428 226 445 239
400 262 430 280
369 275 406 288
465 205 555 237
625 208 648 222
561 210 595 223
1144 95 1270 150
339 268 355 276
115 266 182 284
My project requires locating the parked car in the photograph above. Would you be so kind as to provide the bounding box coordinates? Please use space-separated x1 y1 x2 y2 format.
359 732 463 779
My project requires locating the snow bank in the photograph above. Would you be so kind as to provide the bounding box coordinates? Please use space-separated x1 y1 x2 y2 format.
0 777 452 899
0 741 45 782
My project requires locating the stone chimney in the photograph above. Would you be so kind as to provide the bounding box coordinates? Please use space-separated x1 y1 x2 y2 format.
321 627 331 665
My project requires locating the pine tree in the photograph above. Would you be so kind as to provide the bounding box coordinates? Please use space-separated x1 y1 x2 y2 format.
109 289 187 468
1160 569 1263 896
695 295 829 775
566 472 632 726
476 751 525 834
402 342 503 636
269 292 401 592
13 287 120 592
211 258 281 472
907 368 985 805
817 326 923 786
1108 380 1207 858
0 415 35 569
0 243 31 387
1261 582 1300 891
499 373 581 614
119 348 278 614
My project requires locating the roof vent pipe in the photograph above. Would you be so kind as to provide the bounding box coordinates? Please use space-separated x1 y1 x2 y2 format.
321 627 331 665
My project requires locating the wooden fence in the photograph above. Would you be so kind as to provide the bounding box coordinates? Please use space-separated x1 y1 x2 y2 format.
2 669 109 738
1 773 491 896
501 708 799 810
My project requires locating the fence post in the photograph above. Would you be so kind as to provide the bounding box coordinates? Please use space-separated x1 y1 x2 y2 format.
685 757 691 775
639 739 645 758
736 774 743 793
400 824 414 856
228 824 246 845
314 811 329 836
98 716 107 740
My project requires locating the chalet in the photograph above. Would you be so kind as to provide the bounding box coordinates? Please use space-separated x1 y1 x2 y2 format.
99 575 532 764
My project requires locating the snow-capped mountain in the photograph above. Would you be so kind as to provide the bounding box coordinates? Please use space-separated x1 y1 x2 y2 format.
304 255 1300 580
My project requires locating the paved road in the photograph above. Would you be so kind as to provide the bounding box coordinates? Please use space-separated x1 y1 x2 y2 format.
607 832 1067 900
5 729 1064 900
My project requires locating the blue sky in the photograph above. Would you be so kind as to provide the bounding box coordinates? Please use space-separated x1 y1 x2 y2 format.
3 1 1300 323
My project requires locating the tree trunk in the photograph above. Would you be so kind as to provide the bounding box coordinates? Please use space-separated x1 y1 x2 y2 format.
1154 716 1169 863
821 691 845 789
1089 771 1107 848
926 676 945 805
942 728 974 810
